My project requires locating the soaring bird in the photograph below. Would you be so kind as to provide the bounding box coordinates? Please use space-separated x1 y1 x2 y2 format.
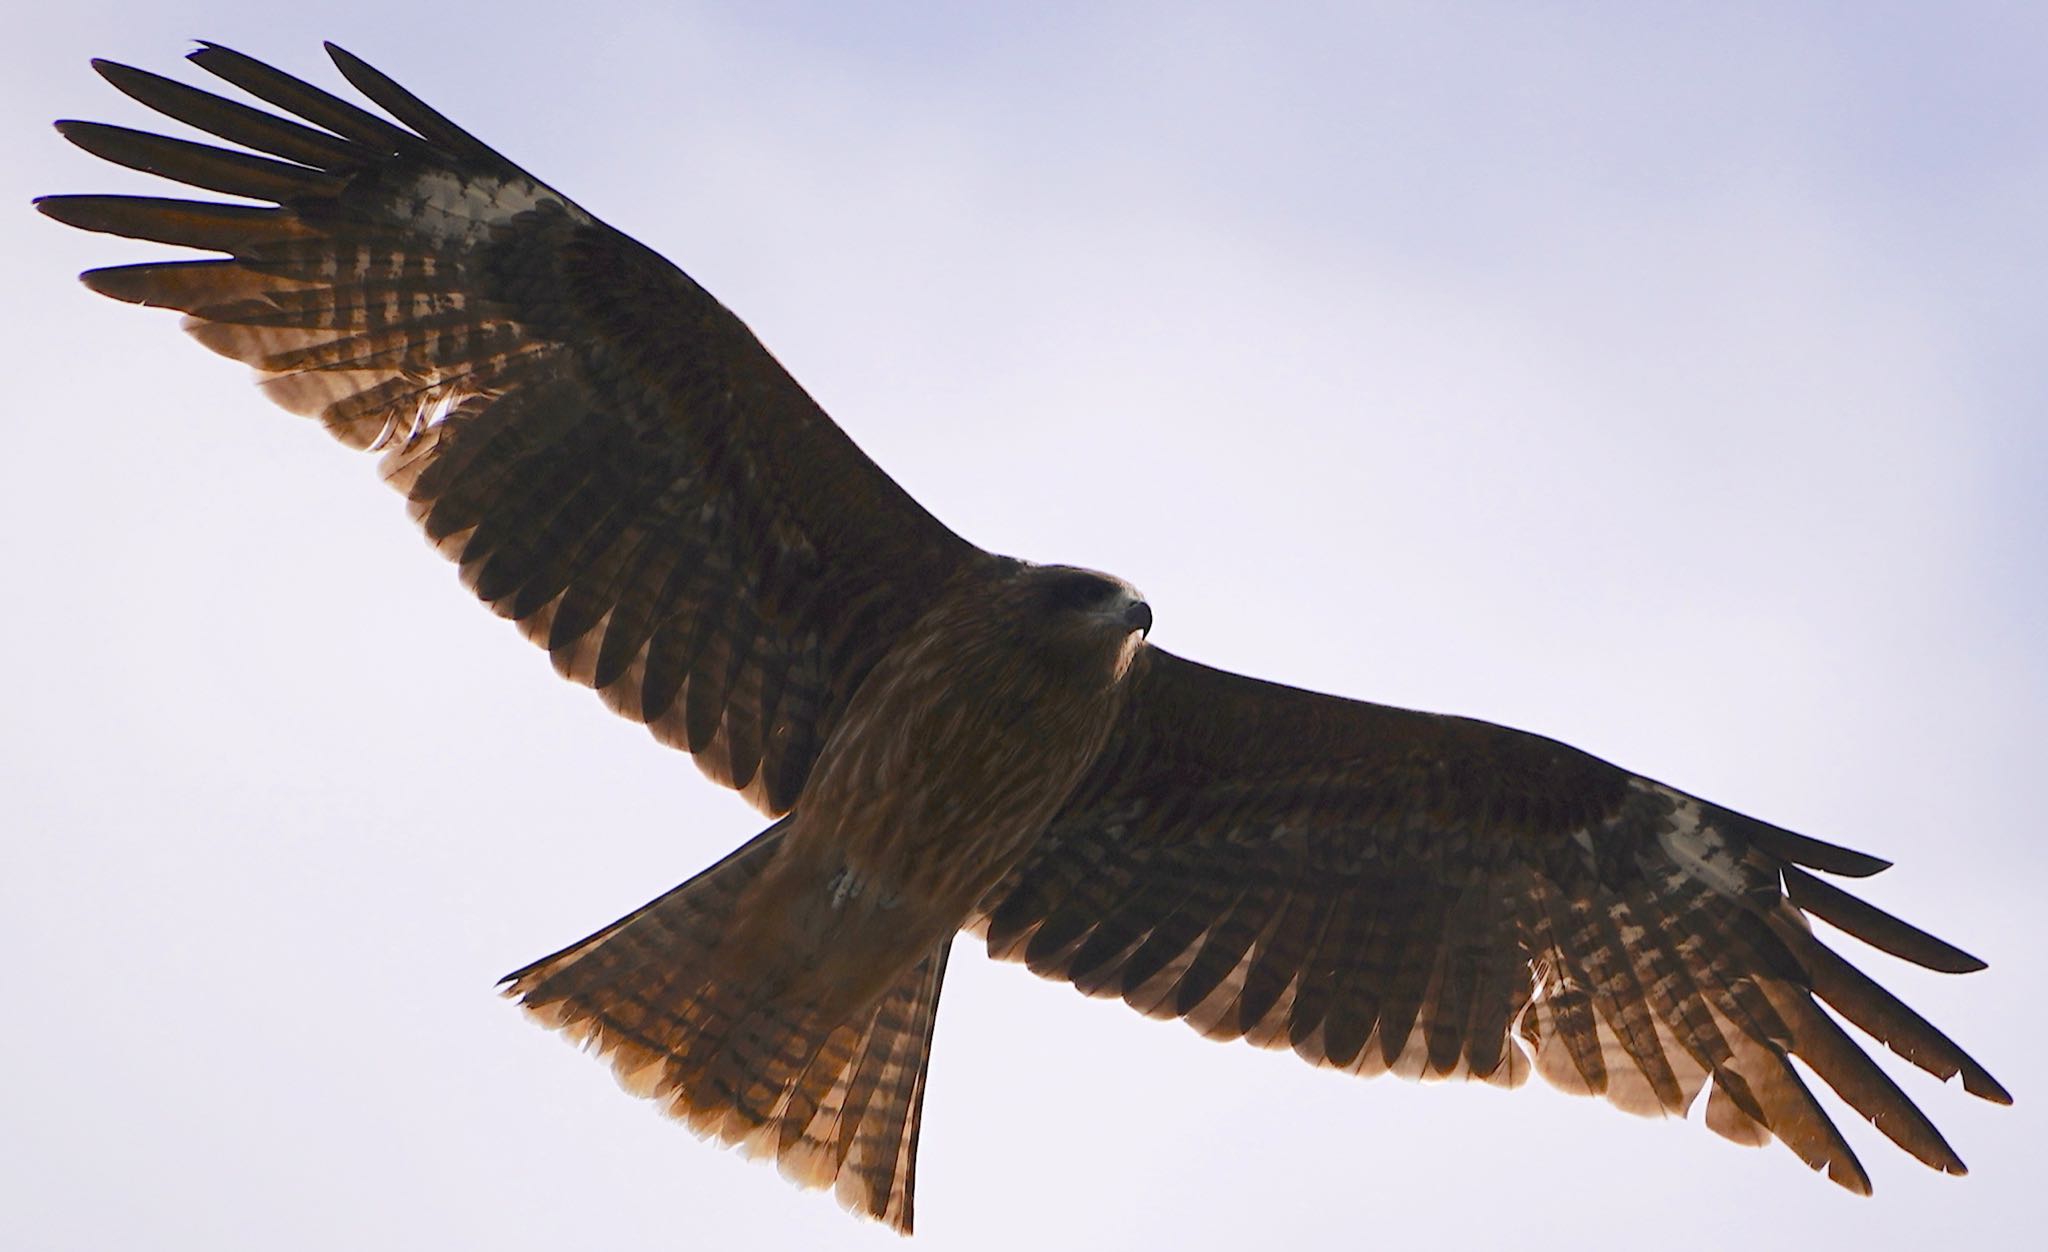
40 41 2007 1234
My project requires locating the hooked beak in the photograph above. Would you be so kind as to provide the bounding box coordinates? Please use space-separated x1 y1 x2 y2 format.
1123 600 1153 637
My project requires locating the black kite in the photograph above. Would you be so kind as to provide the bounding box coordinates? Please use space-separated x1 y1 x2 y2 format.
39 42 2008 1234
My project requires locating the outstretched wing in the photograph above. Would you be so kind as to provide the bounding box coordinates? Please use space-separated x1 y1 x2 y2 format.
979 647 2008 1191
39 43 986 814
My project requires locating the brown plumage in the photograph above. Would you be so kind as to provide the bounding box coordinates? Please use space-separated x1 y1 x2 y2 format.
41 41 2008 1234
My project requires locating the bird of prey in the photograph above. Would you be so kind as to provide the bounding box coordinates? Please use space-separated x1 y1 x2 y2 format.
41 41 2007 1235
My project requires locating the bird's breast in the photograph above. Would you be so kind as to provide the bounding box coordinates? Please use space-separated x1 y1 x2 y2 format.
785 614 1126 922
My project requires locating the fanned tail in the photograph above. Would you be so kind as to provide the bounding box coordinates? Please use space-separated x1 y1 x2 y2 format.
502 824 950 1234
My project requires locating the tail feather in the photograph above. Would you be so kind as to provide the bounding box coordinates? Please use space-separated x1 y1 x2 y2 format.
502 824 950 1233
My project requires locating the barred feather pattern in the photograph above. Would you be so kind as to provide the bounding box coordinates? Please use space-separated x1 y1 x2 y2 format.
504 825 950 1233
977 649 2009 1193
40 43 981 815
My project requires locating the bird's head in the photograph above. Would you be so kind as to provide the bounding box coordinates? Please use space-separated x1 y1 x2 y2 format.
1019 564 1151 682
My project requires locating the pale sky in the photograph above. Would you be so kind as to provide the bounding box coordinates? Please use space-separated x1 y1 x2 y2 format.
4 4 2042 1250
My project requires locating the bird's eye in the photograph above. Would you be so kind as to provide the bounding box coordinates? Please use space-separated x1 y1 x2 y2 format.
1039 570 1117 613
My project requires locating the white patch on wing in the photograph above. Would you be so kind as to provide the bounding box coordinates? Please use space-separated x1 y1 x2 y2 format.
1645 782 1746 898
400 169 583 246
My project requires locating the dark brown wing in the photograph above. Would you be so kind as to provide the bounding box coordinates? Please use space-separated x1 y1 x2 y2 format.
39 43 987 813
979 647 2008 1192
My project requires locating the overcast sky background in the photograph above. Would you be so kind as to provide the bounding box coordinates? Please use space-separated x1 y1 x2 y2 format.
4 3 2042 1249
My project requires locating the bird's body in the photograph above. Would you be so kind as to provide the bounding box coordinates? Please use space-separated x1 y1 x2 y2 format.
41 40 2008 1235
773 564 1147 941
635 563 1144 1022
